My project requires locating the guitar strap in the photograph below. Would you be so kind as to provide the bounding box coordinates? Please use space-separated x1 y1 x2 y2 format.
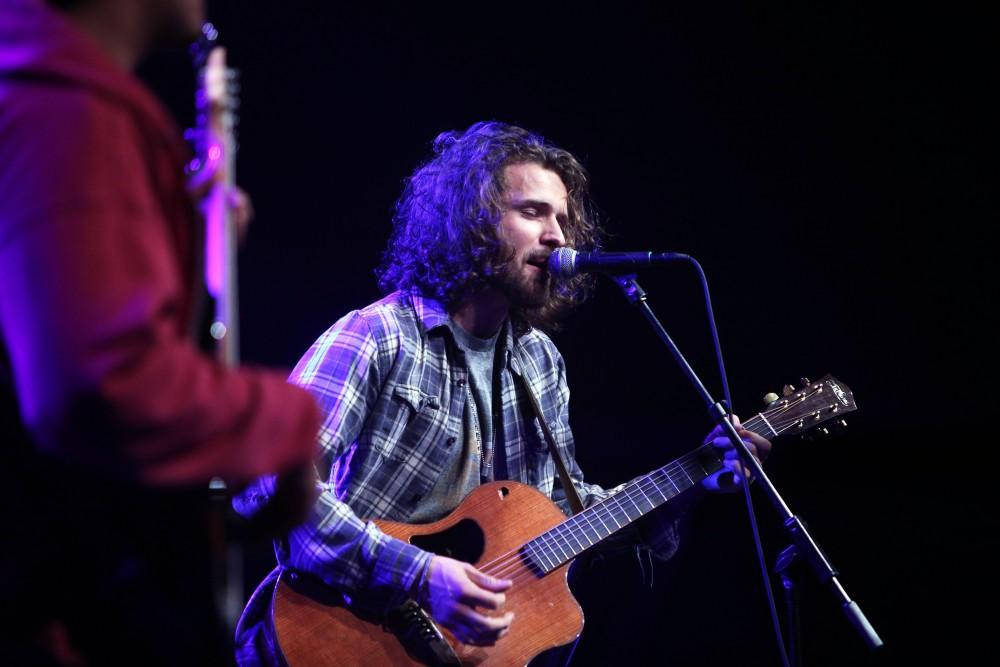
514 368 585 516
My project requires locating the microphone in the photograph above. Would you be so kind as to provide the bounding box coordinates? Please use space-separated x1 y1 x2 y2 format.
548 247 688 278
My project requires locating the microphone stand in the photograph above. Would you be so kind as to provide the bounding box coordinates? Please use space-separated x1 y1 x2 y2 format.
775 545 804 666
611 274 883 661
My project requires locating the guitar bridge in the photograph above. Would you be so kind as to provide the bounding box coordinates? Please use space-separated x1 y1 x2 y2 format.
385 599 461 666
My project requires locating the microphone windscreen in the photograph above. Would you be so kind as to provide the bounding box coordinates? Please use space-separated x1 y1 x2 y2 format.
548 247 578 278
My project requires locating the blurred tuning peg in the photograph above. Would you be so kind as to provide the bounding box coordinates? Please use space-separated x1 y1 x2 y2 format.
782 384 796 397
763 392 780 406
800 377 812 388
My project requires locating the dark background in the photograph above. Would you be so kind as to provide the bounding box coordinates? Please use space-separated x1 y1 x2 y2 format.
143 2 993 665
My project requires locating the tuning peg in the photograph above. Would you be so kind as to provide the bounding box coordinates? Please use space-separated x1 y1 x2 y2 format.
782 385 796 397
763 392 780 406
828 419 849 435
800 377 812 388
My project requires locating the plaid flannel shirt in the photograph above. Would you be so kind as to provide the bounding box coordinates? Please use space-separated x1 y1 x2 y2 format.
237 291 681 617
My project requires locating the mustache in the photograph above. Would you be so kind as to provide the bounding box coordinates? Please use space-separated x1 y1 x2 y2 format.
524 250 553 266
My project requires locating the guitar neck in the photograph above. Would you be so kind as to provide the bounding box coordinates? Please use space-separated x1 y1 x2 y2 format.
191 26 240 367
517 414 776 575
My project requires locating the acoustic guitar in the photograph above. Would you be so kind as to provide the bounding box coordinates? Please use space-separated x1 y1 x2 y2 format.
272 375 856 666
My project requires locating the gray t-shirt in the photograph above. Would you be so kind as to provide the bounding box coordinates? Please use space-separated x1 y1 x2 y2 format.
406 318 501 523
448 318 499 473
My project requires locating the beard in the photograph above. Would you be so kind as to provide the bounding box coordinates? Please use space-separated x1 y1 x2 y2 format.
495 252 553 310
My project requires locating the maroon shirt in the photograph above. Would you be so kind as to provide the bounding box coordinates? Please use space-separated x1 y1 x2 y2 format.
0 0 318 486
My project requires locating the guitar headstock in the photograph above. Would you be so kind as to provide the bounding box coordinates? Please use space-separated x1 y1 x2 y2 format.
186 22 242 351
758 374 856 439
189 22 218 69
187 22 239 179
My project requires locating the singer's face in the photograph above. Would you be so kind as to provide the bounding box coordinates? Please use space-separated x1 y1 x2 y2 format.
496 163 568 308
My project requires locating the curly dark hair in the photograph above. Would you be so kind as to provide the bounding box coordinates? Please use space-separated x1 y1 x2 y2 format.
377 121 602 332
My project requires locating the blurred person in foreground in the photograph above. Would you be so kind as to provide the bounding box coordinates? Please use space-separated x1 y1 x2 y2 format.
0 0 320 664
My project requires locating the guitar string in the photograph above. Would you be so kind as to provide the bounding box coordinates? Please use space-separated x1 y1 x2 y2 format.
461 389 838 582
488 404 843 584
479 414 789 580
481 427 749 581
483 445 734 582
483 441 788 585
484 460 710 584
430 388 836 580
480 454 708 580
477 410 826 584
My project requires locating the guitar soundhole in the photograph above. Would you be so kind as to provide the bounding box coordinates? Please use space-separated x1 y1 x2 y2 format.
411 518 486 564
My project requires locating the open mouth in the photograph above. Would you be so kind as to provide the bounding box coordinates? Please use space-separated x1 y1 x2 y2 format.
526 255 549 272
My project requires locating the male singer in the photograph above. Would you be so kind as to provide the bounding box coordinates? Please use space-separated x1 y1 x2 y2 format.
235 121 770 664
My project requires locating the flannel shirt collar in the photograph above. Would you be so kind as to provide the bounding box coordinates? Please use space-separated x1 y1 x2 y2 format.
407 291 523 376
408 292 451 333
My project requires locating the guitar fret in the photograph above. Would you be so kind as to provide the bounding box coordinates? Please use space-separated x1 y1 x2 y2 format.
680 460 701 483
659 470 682 498
644 475 669 507
624 485 650 515
563 517 589 553
574 511 600 548
634 482 656 512
648 472 672 502
524 444 728 573
552 523 581 559
665 468 685 494
551 536 570 563
547 528 571 563
614 499 634 526
603 502 624 529
532 539 555 572
747 415 775 437
592 508 615 538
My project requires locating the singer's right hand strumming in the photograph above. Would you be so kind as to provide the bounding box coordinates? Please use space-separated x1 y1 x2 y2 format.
419 556 514 646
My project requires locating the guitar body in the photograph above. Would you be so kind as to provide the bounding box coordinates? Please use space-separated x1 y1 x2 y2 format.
273 481 584 666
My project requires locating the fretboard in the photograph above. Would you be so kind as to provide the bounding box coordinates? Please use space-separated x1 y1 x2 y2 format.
518 415 771 575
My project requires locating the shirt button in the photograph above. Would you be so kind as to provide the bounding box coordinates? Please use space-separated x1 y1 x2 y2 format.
457 379 466 387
